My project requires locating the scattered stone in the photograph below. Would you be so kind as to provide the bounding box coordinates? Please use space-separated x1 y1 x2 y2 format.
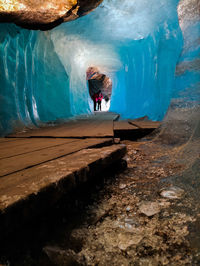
119 183 126 189
114 138 121 144
138 201 160 217
158 200 171 208
126 206 131 212
125 223 133 229
124 217 137 225
123 155 130 162
118 232 143 250
124 217 140 230
160 186 185 199
43 246 85 266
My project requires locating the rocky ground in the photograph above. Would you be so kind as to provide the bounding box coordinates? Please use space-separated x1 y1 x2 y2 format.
42 137 200 266
1 136 200 266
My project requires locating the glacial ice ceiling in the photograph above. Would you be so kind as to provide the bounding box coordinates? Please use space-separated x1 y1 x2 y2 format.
0 0 199 136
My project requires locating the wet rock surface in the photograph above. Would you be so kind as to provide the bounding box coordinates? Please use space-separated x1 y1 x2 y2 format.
87 67 113 103
62 141 199 266
138 201 160 217
1 138 200 265
0 0 103 30
160 186 185 199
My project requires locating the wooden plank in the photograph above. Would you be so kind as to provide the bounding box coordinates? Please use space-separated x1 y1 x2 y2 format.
114 119 161 140
114 121 138 130
114 120 160 130
0 138 79 160
128 120 161 129
0 138 113 177
7 112 118 138
6 120 86 138
62 120 114 137
8 120 114 138
0 144 126 212
7 123 73 138
0 138 26 144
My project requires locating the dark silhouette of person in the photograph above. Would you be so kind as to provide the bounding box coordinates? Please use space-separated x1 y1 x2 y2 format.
97 91 103 111
92 93 98 111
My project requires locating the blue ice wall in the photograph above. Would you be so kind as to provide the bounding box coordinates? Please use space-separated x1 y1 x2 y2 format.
0 0 190 136
174 19 200 108
0 24 71 136
51 0 183 120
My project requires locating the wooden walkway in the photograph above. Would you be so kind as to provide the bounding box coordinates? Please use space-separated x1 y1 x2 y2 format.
0 138 114 177
7 112 160 140
0 112 160 237
8 112 119 138
0 113 118 219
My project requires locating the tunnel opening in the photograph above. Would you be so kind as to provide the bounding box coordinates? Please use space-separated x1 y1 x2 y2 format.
86 67 112 112
0 0 200 264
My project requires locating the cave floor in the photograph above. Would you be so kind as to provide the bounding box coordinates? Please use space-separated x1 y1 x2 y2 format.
1 134 199 266
34 139 198 266
70 140 199 266
0 113 160 220
1 113 199 265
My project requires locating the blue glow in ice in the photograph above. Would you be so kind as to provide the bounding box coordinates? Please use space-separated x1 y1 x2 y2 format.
51 0 183 120
2 0 196 136
0 25 71 135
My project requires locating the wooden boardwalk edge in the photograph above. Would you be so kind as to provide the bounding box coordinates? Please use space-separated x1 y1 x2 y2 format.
0 114 162 239
0 138 113 177
0 144 126 237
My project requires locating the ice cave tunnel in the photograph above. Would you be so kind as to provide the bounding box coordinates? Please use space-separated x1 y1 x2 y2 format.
0 0 199 136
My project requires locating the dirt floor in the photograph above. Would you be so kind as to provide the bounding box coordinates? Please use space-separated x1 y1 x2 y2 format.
1 135 200 266
49 140 199 266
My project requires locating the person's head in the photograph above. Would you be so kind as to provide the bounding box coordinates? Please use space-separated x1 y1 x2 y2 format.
104 95 109 102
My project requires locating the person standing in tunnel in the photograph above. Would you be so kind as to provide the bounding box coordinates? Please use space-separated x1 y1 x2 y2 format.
97 91 103 111
92 92 98 111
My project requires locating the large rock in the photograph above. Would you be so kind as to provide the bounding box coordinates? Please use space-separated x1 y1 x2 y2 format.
0 0 103 30
87 67 112 102
160 186 185 199
138 201 160 217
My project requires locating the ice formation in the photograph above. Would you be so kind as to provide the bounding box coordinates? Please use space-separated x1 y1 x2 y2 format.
174 0 200 107
0 25 71 135
0 0 199 136
51 0 183 119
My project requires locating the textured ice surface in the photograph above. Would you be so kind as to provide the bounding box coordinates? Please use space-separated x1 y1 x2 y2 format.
160 0 200 149
51 0 183 120
173 0 200 108
0 0 199 136
0 24 71 135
